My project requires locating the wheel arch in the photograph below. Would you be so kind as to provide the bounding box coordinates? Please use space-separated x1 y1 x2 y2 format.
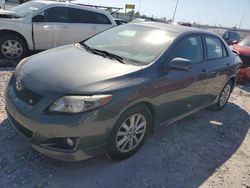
229 76 236 87
0 30 30 50
117 101 157 132
227 76 236 92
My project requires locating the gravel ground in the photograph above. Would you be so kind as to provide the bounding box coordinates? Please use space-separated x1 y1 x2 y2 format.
0 68 249 188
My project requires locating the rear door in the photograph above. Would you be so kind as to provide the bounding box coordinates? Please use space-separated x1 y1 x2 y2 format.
203 35 232 104
155 35 208 122
33 6 71 50
68 7 113 43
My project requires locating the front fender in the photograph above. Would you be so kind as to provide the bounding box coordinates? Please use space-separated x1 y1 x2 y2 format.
0 20 33 50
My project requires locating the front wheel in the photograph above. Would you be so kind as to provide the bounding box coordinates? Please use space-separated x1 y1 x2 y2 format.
107 104 153 160
0 35 28 60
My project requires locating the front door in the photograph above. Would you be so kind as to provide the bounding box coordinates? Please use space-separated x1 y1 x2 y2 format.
155 35 208 123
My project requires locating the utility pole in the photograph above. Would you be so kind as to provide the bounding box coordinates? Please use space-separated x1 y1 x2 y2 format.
239 11 246 29
138 0 142 12
172 0 179 21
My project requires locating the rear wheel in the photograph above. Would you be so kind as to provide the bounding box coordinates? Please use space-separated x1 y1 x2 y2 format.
108 104 153 160
212 81 233 110
0 34 28 60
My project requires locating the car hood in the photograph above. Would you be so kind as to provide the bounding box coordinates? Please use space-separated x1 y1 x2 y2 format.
0 10 21 19
15 44 142 94
233 44 250 56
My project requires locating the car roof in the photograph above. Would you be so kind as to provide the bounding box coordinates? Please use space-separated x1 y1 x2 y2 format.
31 0 111 15
131 21 217 36
32 0 64 5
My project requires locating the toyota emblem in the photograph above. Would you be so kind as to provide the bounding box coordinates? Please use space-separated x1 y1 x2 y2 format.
16 79 23 91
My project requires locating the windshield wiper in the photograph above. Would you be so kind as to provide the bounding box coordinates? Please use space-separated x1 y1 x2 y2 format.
81 43 125 64
93 49 125 64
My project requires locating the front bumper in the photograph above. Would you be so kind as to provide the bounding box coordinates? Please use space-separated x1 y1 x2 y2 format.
5 83 118 161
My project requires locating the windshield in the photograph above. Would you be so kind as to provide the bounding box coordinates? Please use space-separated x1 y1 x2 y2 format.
238 36 250 47
11 2 44 18
84 24 176 65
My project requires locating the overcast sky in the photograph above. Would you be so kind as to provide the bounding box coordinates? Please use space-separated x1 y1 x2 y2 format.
78 0 250 29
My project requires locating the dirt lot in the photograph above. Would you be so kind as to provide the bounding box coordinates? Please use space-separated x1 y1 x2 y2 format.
0 67 249 188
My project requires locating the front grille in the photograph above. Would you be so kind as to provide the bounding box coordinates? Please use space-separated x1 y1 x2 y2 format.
239 54 250 67
11 75 43 105
7 111 33 139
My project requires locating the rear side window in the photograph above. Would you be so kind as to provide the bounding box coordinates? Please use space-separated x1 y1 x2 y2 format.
170 36 204 63
95 13 112 24
222 44 228 57
205 36 227 60
69 8 111 24
226 32 240 41
45 7 67 23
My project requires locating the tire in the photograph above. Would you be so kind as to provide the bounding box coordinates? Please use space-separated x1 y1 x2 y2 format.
107 104 153 160
212 80 233 111
0 34 28 60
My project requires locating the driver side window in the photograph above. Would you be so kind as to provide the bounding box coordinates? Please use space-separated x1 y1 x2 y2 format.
170 36 204 63
33 7 67 23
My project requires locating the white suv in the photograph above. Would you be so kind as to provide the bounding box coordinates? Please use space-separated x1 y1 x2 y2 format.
0 0 116 59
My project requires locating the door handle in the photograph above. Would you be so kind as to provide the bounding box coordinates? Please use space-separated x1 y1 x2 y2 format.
62 25 70 29
44 25 53 29
200 69 207 76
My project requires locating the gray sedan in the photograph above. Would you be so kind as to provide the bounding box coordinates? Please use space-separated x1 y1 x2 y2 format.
5 22 241 161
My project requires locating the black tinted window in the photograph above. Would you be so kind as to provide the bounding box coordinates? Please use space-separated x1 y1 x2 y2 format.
205 36 224 59
69 8 111 24
96 13 111 24
224 31 240 41
170 36 203 63
222 43 228 57
45 7 67 23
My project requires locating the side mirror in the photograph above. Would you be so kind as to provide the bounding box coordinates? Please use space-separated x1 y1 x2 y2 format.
33 15 45 22
168 58 192 71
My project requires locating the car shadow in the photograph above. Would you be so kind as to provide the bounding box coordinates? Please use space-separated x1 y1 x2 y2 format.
0 58 20 67
0 102 249 188
237 83 250 93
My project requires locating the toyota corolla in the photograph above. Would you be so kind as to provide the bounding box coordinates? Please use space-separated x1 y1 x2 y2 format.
5 22 241 161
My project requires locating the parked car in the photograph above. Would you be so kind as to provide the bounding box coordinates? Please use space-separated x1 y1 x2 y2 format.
222 30 241 45
208 29 226 37
0 1 116 60
233 36 250 67
114 18 128 25
5 22 241 161
233 36 250 82
178 22 192 27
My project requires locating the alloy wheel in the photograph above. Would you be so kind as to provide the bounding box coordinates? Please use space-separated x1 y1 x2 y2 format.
219 84 231 107
1 40 23 59
115 114 147 153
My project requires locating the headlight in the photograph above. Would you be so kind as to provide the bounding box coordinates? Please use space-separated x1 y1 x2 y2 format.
49 95 112 113
15 58 30 75
16 57 29 70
